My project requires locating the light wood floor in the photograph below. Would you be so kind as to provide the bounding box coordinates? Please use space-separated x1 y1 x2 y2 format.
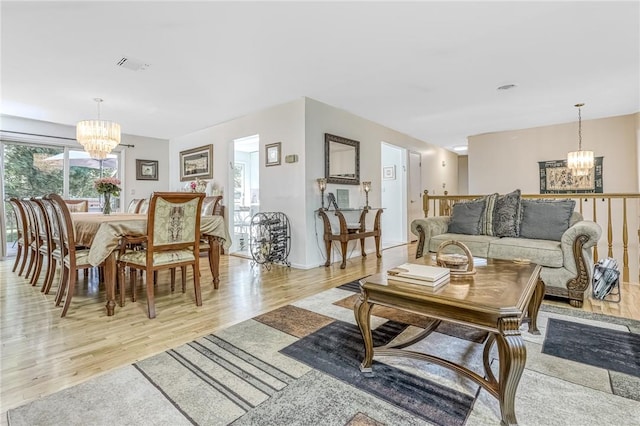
1 243 638 416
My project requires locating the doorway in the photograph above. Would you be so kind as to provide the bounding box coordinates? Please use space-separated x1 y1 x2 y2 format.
229 135 259 257
380 142 407 248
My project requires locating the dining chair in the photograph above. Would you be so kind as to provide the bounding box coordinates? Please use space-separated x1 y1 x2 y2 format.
46 193 94 317
21 199 40 281
39 197 62 295
25 199 51 287
117 192 205 319
201 196 223 216
63 199 89 212
8 197 30 275
31 198 59 293
137 198 150 214
127 198 144 213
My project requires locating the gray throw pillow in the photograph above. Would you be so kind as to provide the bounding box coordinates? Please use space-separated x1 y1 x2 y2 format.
519 199 576 241
492 189 522 237
448 198 486 235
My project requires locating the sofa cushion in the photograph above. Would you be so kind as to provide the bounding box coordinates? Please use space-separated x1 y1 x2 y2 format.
447 198 486 235
488 237 563 268
519 199 576 241
479 193 499 235
492 189 522 237
429 233 498 258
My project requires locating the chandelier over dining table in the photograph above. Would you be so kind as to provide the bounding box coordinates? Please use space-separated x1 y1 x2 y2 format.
76 98 121 160
567 103 594 177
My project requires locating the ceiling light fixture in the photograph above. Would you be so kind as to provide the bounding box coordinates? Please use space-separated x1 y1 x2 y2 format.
567 103 594 177
76 98 121 160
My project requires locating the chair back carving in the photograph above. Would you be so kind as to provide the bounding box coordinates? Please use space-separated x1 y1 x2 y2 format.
148 193 204 248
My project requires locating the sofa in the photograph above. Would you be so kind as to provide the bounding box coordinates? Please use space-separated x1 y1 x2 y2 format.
410 190 602 307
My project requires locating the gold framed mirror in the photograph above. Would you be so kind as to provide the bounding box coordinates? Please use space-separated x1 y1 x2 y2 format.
324 133 360 185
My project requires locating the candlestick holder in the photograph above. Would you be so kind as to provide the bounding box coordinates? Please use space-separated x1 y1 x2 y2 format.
362 181 371 209
317 178 327 210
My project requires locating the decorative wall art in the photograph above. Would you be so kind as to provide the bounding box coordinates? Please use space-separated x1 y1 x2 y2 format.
538 157 603 194
265 142 281 166
136 159 158 180
383 165 396 180
180 144 213 181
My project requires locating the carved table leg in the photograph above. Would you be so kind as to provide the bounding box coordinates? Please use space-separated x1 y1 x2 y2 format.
354 290 374 373
496 317 526 426
324 239 332 267
527 278 545 335
340 241 348 269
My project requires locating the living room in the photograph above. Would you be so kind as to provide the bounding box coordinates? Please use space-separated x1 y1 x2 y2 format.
1 1 639 424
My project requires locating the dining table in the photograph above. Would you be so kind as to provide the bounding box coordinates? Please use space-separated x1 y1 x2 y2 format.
71 212 232 316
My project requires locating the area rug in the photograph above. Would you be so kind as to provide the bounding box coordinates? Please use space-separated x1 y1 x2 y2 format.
7 281 640 426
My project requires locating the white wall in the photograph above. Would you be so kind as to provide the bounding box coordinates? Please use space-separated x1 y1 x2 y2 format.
169 99 307 266
381 142 405 245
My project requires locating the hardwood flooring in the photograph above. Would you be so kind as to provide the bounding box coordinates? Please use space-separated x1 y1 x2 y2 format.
1 243 638 416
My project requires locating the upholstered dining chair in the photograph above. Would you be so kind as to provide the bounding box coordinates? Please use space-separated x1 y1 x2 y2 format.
117 192 205 319
127 198 145 213
8 197 30 275
63 199 89 212
46 193 94 317
39 197 62 295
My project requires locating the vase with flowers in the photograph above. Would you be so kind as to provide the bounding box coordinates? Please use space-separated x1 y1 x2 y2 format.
94 177 121 215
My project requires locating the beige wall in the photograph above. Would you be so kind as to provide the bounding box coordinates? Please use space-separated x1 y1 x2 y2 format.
467 112 639 283
468 113 638 194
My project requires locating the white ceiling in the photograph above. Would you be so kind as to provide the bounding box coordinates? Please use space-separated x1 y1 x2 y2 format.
1 1 638 153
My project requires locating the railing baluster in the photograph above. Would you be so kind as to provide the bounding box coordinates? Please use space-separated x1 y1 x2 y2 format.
622 197 629 282
607 198 613 258
593 198 598 262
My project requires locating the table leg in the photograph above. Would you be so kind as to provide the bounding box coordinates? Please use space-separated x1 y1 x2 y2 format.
354 290 374 372
208 236 220 289
323 239 331 267
340 241 348 269
527 278 545 335
496 317 526 426
104 252 116 316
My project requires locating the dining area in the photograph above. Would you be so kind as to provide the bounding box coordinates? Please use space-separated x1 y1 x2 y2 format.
8 192 231 320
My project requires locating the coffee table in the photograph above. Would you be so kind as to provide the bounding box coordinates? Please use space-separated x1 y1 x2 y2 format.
354 258 544 426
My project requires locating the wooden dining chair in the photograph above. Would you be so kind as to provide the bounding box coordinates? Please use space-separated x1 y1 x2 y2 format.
127 198 144 213
39 197 62 295
117 192 205 319
31 198 59 293
25 199 51 287
63 199 89 212
8 198 30 275
46 193 94 317
137 198 150 214
21 199 40 281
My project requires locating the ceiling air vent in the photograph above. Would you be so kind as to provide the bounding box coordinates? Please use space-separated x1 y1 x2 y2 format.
116 56 149 71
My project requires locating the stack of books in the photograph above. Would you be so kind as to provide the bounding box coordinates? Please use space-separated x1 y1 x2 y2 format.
387 263 450 289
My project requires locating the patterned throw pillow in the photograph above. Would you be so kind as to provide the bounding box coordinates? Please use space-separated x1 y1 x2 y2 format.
492 189 522 237
447 198 486 235
519 199 576 241
479 193 499 235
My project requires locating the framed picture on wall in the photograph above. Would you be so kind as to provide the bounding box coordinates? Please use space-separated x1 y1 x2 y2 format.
383 165 396 180
180 144 213 181
136 159 158 180
266 142 281 166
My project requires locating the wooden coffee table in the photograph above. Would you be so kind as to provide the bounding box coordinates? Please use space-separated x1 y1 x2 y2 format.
354 258 544 426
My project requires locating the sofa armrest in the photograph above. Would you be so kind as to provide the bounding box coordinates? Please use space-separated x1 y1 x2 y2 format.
411 216 450 258
560 220 602 296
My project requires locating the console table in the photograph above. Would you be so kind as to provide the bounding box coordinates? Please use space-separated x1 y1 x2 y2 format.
317 208 383 269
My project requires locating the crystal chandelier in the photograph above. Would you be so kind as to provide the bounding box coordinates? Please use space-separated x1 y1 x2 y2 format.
76 98 121 160
567 103 594 177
